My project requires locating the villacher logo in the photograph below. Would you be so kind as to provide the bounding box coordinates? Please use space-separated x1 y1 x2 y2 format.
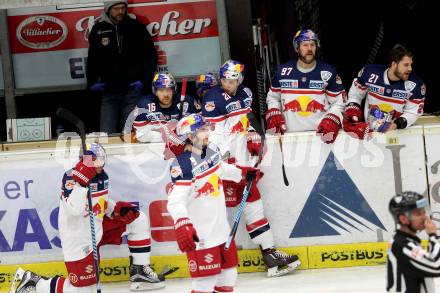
290 152 386 238
16 15 68 49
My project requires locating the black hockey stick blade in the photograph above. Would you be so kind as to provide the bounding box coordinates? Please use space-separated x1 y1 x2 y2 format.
282 164 289 186
278 136 290 186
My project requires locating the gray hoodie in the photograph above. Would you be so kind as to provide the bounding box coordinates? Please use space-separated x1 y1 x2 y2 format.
101 0 128 24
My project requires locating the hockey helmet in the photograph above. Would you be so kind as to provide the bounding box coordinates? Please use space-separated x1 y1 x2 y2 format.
176 114 207 140
219 60 244 85
80 142 107 168
195 73 217 97
389 191 429 222
293 29 320 51
152 72 176 94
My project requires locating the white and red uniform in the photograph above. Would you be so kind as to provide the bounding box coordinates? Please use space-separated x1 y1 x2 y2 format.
202 85 274 250
34 169 151 293
348 64 426 128
167 143 242 292
266 59 346 131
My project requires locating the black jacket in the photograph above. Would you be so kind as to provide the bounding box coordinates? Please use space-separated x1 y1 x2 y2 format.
86 14 157 93
387 230 440 292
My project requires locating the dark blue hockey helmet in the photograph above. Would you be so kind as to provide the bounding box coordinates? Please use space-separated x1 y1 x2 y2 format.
293 29 320 52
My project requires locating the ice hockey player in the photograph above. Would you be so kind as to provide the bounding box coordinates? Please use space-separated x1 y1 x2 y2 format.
343 44 426 139
202 60 300 277
265 29 346 143
132 72 200 143
195 73 218 102
387 191 440 292
167 113 251 292
10 143 164 293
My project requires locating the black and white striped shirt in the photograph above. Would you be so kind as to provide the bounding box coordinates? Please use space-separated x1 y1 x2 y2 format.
387 230 440 292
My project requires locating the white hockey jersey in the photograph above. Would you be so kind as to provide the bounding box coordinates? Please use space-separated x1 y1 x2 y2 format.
167 144 242 250
348 64 426 128
266 59 346 132
202 85 256 167
59 169 115 261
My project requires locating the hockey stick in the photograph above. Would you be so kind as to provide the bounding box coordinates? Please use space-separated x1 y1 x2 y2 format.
278 132 289 186
225 112 265 250
177 78 188 120
56 108 102 293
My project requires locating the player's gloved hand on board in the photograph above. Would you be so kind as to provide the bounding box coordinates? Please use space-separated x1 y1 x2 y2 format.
343 120 372 140
316 113 341 144
113 201 140 224
265 108 286 134
344 102 363 123
174 218 199 252
72 159 97 187
246 131 262 156
90 82 106 93
130 80 144 93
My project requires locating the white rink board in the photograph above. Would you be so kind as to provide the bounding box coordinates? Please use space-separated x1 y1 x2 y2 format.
240 127 428 248
0 127 433 264
425 125 440 228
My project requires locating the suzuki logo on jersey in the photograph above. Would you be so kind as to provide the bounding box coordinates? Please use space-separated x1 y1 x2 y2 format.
85 265 94 274
280 79 299 88
290 152 386 238
226 101 241 113
309 80 325 89
204 253 214 263
366 83 385 95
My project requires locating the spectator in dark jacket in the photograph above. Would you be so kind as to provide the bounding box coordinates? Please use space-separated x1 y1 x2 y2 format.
86 0 157 134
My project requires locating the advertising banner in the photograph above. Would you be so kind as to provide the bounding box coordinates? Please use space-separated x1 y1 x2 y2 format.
7 0 222 90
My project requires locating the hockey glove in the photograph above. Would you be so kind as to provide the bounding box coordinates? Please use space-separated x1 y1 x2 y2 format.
246 131 262 156
265 108 286 134
238 166 263 185
316 113 341 144
90 82 106 93
113 201 140 224
344 102 363 123
164 128 186 159
129 80 144 93
174 218 199 252
343 120 372 140
72 160 97 187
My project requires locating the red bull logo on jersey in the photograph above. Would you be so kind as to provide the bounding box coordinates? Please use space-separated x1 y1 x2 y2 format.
230 115 249 133
284 96 325 117
87 197 107 219
195 174 221 198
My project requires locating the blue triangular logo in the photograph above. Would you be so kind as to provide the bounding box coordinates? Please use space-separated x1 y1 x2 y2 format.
290 152 386 238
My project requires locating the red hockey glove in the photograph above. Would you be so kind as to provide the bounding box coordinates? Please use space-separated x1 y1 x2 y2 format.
265 108 286 134
72 160 97 187
316 113 341 144
163 128 186 160
343 120 372 140
246 131 262 156
344 102 363 123
113 201 140 224
174 218 199 253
